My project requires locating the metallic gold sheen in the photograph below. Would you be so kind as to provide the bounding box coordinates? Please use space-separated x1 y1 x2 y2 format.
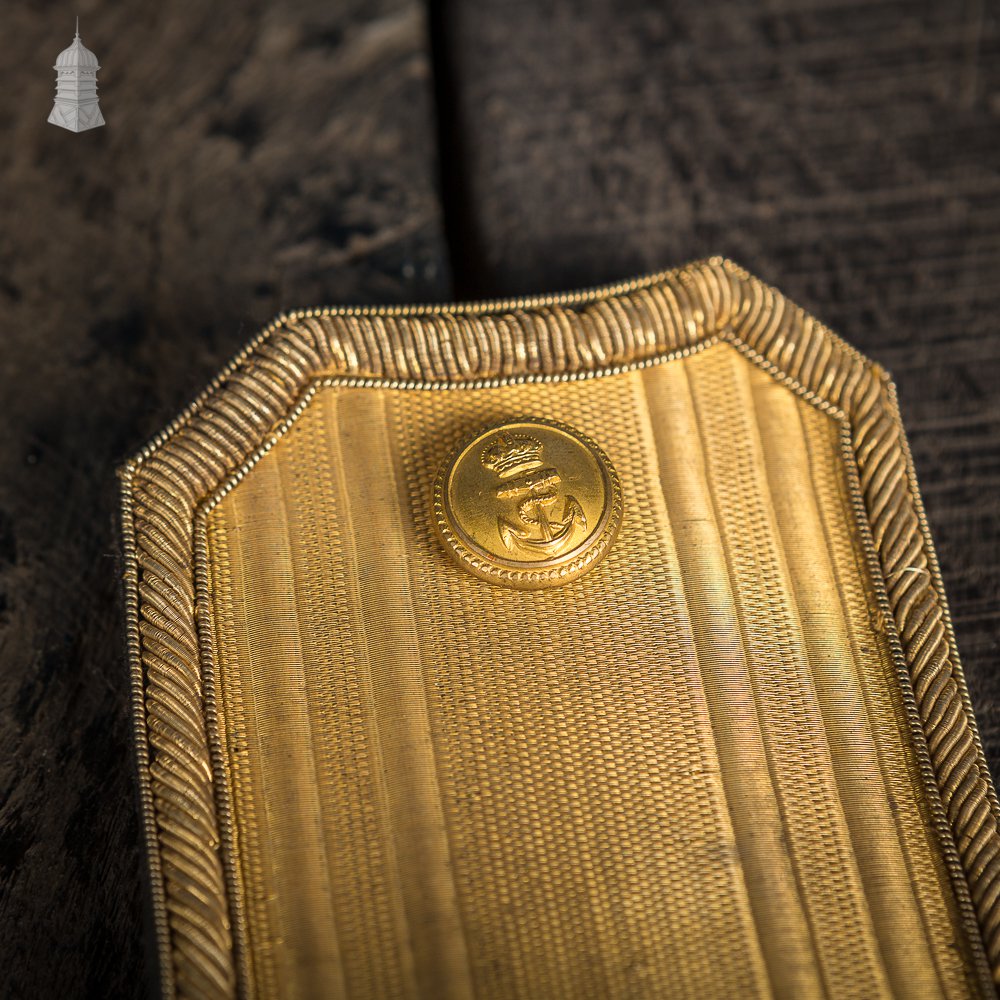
433 417 622 588
120 258 1000 1000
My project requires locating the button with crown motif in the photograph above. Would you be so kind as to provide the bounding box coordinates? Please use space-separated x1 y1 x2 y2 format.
433 417 623 589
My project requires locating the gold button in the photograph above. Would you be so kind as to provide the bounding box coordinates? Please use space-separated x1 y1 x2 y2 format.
433 417 623 589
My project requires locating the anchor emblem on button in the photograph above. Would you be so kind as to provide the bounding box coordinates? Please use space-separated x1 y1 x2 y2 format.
481 431 587 556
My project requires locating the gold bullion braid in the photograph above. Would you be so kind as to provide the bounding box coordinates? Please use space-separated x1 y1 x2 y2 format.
121 257 1000 997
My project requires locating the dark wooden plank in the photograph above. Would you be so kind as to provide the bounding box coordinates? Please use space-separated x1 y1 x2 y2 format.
436 0 1000 777
0 2 449 996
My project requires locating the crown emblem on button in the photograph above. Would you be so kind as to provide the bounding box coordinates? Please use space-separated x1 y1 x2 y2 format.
481 431 544 477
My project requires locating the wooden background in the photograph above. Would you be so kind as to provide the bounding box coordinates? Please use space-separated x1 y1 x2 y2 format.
0 0 997 995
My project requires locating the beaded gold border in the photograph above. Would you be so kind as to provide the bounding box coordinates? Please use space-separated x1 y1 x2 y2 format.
121 257 1000 998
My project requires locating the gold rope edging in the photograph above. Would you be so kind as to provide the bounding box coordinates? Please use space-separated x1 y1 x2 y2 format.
120 256 1000 998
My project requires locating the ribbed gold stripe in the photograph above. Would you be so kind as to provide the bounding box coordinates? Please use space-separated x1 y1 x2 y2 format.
799 403 977 999
205 515 275 1000
322 395 421 1000
686 344 892 998
221 453 347 999
642 358 820 998
332 389 475 1000
628 369 772 997
282 400 411 999
751 367 945 999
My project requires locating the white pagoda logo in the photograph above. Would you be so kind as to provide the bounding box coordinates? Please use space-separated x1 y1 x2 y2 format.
48 19 105 132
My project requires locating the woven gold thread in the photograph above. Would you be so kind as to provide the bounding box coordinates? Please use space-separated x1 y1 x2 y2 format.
120 257 1000 998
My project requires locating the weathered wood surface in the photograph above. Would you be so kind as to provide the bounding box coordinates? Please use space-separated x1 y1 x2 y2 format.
1 0 999 996
0 2 448 996
438 0 1000 772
